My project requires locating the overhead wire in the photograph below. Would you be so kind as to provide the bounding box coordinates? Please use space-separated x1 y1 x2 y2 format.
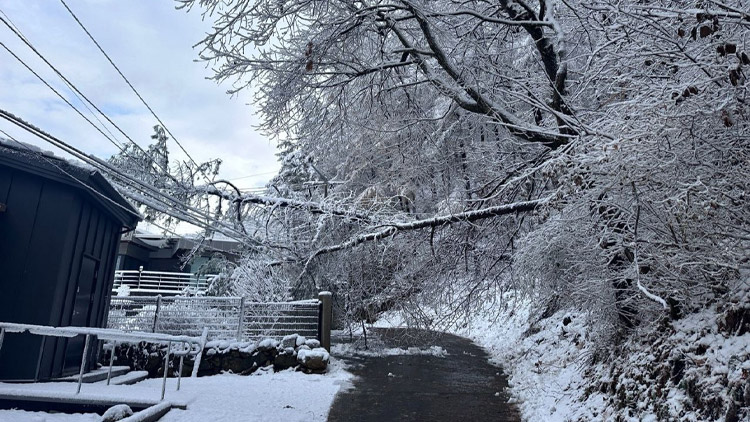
230 170 280 180
0 15 191 223
0 129 141 220
0 40 126 151
58 0 215 186
0 109 254 246
0 8 126 147
0 129 248 255
0 12 180 182
0 9 251 242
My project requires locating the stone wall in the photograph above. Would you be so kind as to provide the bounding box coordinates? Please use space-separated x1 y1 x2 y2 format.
100 334 330 378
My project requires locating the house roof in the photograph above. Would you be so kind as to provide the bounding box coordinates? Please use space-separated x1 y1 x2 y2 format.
0 140 141 229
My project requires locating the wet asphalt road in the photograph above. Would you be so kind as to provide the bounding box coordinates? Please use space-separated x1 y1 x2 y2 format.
328 328 520 422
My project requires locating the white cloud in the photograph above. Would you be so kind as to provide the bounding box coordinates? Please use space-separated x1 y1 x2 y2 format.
0 0 279 190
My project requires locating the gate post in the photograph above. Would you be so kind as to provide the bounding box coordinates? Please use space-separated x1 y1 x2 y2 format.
318 291 332 351
236 297 246 341
153 295 162 333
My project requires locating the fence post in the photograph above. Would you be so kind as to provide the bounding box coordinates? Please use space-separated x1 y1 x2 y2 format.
236 297 246 341
318 291 332 351
153 295 162 333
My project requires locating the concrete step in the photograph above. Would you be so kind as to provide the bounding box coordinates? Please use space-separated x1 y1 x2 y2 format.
95 370 149 386
55 366 130 383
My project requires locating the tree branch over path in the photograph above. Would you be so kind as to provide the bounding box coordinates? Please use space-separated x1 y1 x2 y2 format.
308 196 550 259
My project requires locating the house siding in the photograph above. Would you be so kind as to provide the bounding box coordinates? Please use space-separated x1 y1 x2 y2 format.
0 163 127 380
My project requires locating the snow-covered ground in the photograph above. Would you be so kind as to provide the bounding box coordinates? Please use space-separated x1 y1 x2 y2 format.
454 289 750 421
455 300 599 421
0 360 352 422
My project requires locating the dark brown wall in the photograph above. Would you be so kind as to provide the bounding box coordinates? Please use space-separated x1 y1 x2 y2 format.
0 164 121 380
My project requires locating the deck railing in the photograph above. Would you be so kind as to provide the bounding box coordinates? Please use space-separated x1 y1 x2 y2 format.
0 322 207 400
112 270 217 295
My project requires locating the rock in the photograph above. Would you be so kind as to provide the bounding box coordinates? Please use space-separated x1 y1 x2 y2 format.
274 350 298 371
305 339 321 349
297 347 329 371
297 345 311 351
224 349 256 374
296 336 307 347
282 334 298 349
251 348 277 369
257 338 279 352
102 404 133 422
563 316 572 326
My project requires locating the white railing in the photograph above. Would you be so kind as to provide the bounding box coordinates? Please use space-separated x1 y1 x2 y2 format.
108 296 321 341
112 270 217 295
0 322 208 401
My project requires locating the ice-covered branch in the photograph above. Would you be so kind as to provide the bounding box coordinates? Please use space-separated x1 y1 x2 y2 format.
308 196 549 258
204 186 375 223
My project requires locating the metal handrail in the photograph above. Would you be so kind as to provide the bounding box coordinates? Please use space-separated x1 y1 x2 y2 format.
0 322 208 401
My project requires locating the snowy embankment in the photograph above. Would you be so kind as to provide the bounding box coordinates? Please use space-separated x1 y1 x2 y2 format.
450 286 750 421
0 360 352 422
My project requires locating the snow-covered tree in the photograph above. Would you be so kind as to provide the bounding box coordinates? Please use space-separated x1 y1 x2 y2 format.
164 0 750 345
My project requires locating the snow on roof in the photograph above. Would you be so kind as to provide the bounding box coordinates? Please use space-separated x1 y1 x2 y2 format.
0 138 140 228
0 137 94 172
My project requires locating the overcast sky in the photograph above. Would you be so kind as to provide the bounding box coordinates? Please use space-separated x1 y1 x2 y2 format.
0 0 279 192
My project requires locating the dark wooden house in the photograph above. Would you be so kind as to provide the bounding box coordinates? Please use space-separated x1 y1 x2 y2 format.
0 141 140 381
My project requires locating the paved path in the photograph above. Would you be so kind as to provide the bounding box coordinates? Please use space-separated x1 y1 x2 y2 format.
328 328 520 421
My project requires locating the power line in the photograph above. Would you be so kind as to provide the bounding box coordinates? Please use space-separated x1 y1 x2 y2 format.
0 9 253 244
58 0 214 185
0 12 178 182
0 40 126 152
0 14 193 224
1 130 248 256
0 129 141 220
0 8 224 231
230 170 280 180
0 9 126 147
0 108 253 246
